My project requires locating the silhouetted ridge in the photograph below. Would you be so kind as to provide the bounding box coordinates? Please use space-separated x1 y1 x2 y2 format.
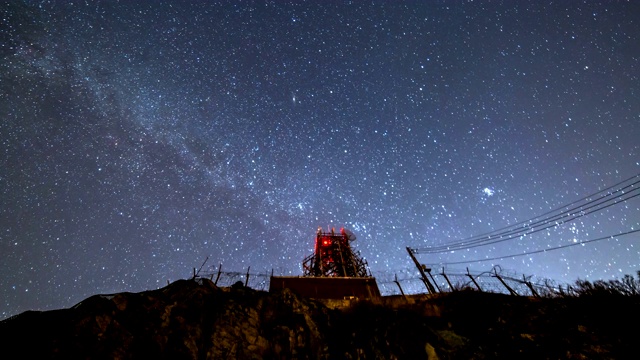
1 278 639 359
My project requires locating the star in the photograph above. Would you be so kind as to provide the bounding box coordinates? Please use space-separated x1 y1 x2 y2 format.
1 0 638 319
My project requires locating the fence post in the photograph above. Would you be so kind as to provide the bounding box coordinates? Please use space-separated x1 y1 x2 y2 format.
466 268 483 292
245 266 251 287
427 268 441 292
523 275 540 297
214 263 222 286
493 272 518 296
440 268 453 292
394 274 406 298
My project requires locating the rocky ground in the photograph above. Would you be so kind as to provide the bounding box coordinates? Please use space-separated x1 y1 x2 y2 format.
1 277 638 359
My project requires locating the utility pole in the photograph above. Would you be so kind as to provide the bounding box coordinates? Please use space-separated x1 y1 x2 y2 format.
406 247 437 294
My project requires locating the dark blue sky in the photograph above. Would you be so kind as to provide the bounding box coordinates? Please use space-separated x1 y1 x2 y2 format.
1 0 639 319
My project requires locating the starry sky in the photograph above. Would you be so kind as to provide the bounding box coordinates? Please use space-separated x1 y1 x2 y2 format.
1 0 639 319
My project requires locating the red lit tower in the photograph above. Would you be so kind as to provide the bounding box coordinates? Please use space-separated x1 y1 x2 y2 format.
270 226 380 299
302 227 370 277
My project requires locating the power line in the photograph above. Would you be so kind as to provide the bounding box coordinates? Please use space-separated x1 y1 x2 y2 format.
419 189 640 253
418 178 640 253
456 173 640 243
411 173 640 254
455 181 639 247
430 228 640 266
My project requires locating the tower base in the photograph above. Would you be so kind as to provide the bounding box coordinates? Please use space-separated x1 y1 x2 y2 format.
269 276 381 300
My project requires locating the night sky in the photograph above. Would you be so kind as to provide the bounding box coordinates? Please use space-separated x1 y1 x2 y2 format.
2 0 639 319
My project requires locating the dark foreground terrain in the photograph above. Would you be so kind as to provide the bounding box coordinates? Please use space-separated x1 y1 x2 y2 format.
1 277 639 359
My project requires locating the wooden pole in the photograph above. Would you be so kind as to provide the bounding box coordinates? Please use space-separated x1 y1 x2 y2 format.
406 247 437 294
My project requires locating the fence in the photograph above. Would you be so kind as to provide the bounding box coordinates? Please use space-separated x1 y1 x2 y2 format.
374 267 565 297
192 263 567 298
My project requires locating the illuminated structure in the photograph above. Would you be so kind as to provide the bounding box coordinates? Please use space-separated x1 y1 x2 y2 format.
270 226 380 300
303 227 370 277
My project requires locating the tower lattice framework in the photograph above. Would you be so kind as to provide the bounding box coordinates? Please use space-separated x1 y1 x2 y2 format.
302 227 370 277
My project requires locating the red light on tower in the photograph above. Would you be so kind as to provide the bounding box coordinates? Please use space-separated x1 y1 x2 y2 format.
302 226 370 277
269 225 381 300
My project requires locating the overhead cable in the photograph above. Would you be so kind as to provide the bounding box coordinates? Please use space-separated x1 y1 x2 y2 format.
432 228 640 265
412 173 640 254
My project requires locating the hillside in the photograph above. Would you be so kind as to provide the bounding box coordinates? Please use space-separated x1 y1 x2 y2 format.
1 277 639 359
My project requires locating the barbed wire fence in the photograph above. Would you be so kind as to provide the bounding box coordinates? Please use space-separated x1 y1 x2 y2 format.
190 261 570 298
194 263 273 291
372 266 566 297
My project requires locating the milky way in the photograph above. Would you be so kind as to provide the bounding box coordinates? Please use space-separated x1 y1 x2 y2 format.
1 1 639 319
